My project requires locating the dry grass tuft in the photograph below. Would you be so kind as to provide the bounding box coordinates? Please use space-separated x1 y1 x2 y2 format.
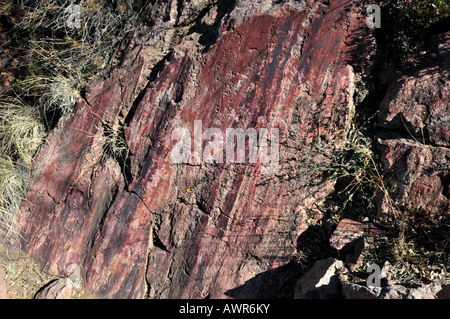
0 98 43 165
0 0 143 235
0 98 43 235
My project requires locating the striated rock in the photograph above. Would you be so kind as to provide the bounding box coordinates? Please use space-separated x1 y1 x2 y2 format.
293 258 345 299
329 218 389 272
330 218 387 251
16 0 372 298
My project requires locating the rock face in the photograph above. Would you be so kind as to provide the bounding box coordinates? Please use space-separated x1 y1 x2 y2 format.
376 137 450 221
329 218 386 251
376 31 450 222
16 0 372 298
378 32 450 148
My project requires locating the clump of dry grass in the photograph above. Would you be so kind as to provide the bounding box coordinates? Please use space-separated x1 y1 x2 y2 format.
312 115 449 285
17 70 83 124
100 122 130 162
0 98 43 165
0 98 43 235
0 0 143 235
311 118 388 223
363 214 450 285
0 157 27 235
8 0 142 117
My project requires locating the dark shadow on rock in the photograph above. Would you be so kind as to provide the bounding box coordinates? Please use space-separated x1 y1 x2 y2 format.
224 262 302 299
437 284 450 299
293 258 345 299
225 217 345 299
188 0 237 54
33 279 59 299
296 219 337 271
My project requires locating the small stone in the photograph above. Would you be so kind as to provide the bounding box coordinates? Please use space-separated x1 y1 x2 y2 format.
34 278 75 299
342 283 379 299
330 218 386 252
293 258 345 299
342 281 450 299
66 264 82 290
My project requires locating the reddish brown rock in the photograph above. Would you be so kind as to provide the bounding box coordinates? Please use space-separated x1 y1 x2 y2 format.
376 137 450 221
16 0 371 298
377 32 450 148
330 218 386 251
375 31 450 225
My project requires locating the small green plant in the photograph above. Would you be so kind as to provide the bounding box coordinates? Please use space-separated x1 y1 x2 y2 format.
311 116 389 223
324 122 380 187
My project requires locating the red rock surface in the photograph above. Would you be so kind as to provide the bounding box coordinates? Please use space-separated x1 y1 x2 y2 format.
329 218 386 251
376 137 450 221
378 32 450 148
16 0 371 298
376 32 450 222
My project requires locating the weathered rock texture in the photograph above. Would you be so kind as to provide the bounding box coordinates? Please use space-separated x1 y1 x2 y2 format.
330 218 386 251
16 0 372 298
376 31 450 222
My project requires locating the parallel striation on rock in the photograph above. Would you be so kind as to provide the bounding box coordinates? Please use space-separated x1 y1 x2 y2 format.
17 0 371 298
